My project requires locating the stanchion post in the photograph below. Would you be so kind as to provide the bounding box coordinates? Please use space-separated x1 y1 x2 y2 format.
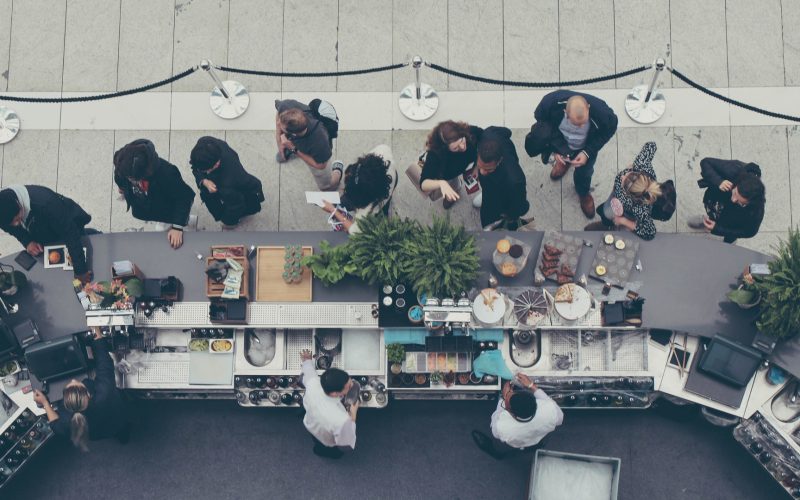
624 58 667 124
398 56 439 121
0 107 20 144
200 59 250 119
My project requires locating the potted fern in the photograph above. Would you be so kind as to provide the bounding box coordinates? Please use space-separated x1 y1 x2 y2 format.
755 228 800 340
386 343 405 375
402 216 480 298
348 214 419 286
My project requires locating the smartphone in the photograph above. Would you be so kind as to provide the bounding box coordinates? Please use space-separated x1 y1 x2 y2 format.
14 251 36 271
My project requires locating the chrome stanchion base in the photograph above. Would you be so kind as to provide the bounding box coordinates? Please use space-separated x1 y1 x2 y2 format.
0 107 20 144
625 84 666 124
210 81 250 119
398 83 439 121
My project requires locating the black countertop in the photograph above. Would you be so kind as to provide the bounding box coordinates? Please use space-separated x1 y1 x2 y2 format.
2 230 795 376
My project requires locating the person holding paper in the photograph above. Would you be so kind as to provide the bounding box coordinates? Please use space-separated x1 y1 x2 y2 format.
0 185 94 283
318 145 398 234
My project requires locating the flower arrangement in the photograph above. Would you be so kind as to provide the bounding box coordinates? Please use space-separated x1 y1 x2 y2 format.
82 278 143 310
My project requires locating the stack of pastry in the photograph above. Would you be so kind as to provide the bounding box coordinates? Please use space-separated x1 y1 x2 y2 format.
539 244 575 284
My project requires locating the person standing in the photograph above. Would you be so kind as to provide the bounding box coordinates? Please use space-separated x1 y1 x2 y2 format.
524 90 618 218
419 120 484 209
319 144 398 234
472 373 563 459
688 158 765 244
585 142 662 241
113 139 196 249
275 99 343 191
299 349 358 459
0 185 94 283
475 127 531 230
190 136 264 228
32 329 130 452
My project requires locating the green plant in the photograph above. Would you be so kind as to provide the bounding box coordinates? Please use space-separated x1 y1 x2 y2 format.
348 214 419 285
430 370 443 384
301 240 356 287
402 216 480 297
756 228 800 339
727 287 758 305
386 343 406 364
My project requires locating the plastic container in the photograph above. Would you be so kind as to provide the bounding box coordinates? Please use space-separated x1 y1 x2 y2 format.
530 450 620 500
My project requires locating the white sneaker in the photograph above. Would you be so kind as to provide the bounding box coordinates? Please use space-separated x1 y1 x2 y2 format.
153 222 171 232
472 191 482 208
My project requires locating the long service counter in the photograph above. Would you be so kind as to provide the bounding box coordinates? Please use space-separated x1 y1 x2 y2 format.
1 230 799 495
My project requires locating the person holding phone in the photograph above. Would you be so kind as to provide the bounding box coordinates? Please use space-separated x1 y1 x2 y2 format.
419 120 484 209
0 185 94 283
32 328 130 452
299 349 358 459
688 158 765 244
472 373 564 460
524 90 618 219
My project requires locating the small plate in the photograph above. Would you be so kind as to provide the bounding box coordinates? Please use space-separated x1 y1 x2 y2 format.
473 290 507 325
553 284 592 321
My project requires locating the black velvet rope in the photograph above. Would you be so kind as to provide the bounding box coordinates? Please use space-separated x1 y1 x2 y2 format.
0 67 197 103
426 63 651 88
670 68 800 122
217 62 407 78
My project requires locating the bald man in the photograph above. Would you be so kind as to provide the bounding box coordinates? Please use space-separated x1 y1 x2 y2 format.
524 90 618 218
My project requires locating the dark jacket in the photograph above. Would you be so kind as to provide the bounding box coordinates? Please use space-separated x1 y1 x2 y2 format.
51 340 128 441
420 126 484 185
477 127 530 227
700 158 764 241
114 139 195 226
0 185 91 275
529 90 618 160
191 137 264 225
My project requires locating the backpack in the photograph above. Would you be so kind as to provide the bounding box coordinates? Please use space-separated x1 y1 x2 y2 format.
309 99 339 142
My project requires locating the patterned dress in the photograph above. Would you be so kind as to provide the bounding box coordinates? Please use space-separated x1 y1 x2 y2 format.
612 142 658 241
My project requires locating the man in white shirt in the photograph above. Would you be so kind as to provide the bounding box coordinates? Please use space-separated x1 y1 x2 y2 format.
472 373 564 459
300 349 358 459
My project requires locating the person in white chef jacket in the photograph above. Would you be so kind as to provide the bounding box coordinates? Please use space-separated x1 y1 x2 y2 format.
300 349 358 459
472 373 564 459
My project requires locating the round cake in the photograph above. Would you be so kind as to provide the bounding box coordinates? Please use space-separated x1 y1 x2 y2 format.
496 239 511 253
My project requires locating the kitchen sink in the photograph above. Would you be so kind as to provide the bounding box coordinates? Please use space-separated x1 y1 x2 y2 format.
771 381 800 423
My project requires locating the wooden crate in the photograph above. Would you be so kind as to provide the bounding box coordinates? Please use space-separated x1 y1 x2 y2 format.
255 246 313 302
206 256 250 300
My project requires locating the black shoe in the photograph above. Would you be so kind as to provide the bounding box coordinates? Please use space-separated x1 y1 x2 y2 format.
471 430 502 460
313 444 344 459
540 151 553 165
83 227 103 235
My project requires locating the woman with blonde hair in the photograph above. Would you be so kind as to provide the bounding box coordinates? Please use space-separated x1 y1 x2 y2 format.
585 142 662 240
33 329 130 452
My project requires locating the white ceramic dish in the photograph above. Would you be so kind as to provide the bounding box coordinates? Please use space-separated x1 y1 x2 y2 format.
473 289 507 325
553 284 592 321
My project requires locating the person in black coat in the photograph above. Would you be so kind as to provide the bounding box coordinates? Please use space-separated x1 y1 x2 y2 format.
419 120 484 209
114 139 196 249
33 330 130 452
476 127 531 230
688 158 766 243
0 185 93 282
190 136 264 227
524 90 618 219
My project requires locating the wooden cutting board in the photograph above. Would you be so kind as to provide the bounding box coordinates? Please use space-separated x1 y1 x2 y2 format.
255 246 313 302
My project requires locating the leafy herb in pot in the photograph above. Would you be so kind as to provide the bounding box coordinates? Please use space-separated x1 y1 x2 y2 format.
301 240 356 287
348 215 419 286
386 343 406 364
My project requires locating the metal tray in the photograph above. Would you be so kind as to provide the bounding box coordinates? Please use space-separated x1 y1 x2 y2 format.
589 235 640 287
534 231 585 285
